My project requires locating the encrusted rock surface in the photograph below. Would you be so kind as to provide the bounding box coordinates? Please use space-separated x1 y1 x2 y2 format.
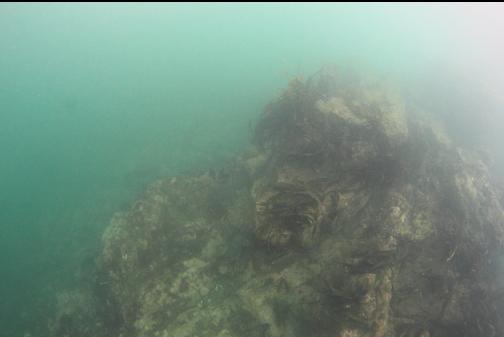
51 70 504 337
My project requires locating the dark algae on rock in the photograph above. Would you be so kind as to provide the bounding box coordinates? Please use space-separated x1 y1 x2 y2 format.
50 69 504 337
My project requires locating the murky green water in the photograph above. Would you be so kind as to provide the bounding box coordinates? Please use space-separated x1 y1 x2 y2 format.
1 3 503 336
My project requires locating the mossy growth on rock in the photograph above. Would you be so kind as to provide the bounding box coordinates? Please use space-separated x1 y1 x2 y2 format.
50 69 504 337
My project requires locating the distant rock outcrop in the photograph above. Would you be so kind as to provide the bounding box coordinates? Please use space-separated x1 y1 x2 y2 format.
50 69 504 337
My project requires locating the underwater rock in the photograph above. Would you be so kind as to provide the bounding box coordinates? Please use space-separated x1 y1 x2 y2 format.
50 69 504 337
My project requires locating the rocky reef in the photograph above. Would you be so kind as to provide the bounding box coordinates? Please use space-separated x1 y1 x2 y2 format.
50 69 504 337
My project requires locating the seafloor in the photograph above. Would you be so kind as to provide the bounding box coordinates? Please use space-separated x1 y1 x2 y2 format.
49 70 504 337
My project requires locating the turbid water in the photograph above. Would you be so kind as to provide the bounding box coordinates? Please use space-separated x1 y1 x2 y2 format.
1 3 504 336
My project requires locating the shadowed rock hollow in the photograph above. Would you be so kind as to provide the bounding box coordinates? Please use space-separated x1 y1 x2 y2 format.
50 70 504 337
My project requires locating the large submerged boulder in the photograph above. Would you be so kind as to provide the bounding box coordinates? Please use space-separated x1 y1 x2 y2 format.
51 69 504 337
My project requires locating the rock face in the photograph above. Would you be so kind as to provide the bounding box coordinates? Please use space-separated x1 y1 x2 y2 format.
51 70 504 337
